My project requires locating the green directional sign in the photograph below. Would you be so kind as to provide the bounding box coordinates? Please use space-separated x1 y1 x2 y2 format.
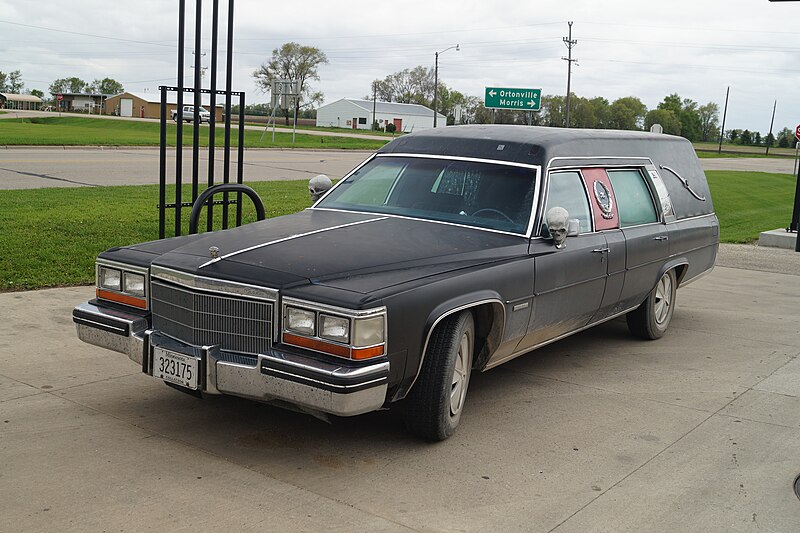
484 87 542 111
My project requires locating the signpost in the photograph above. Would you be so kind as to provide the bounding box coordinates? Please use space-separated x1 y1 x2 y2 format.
56 93 63 116
484 87 541 111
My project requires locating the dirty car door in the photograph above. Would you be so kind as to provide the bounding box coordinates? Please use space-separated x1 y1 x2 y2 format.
517 170 608 352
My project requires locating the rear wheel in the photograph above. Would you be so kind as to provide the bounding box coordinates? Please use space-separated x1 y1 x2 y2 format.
626 269 677 340
403 311 474 441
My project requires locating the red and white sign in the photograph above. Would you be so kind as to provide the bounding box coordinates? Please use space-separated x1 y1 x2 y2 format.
795 124 800 142
56 93 63 101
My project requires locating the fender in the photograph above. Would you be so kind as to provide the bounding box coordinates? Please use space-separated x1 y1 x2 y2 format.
399 291 506 398
659 257 689 285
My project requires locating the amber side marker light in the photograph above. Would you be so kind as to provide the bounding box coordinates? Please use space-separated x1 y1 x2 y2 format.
97 288 147 309
283 333 384 360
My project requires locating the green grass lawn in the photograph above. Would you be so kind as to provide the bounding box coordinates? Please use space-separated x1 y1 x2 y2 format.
706 170 795 243
0 170 794 291
694 141 795 158
0 116 388 150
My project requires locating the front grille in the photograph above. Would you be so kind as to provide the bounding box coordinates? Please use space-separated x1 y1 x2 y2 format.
151 279 274 355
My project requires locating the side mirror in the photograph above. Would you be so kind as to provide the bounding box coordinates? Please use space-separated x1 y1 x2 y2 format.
545 207 570 249
567 219 580 237
309 174 332 202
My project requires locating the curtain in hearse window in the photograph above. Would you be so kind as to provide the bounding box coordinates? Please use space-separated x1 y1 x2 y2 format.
607 169 658 227
544 171 592 234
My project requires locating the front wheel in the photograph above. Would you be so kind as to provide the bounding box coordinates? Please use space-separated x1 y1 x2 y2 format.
403 311 474 441
626 269 677 340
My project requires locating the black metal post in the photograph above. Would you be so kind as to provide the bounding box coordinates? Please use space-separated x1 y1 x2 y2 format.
222 0 234 229
159 85 167 239
207 0 219 231
191 0 203 203
176 0 186 236
766 99 776 156
791 164 800 233
237 92 245 226
717 86 729 155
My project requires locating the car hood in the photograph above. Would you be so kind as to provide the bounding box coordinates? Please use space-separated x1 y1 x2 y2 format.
141 209 529 294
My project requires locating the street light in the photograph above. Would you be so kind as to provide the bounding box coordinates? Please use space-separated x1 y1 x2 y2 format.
434 44 459 128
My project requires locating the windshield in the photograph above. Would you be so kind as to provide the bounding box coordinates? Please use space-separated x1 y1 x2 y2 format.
316 155 538 234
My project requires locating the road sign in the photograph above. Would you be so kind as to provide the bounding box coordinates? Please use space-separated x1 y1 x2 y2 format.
795 124 800 142
56 93 63 101
484 87 541 111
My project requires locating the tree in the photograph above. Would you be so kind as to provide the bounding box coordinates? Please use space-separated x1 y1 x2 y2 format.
656 94 702 141
89 78 124 95
765 132 776 149
644 109 681 135
608 96 647 130
371 66 434 105
777 127 793 148
697 102 720 142
5 70 24 93
252 42 328 125
754 132 762 146
0 71 6 92
28 89 44 99
739 129 752 145
49 77 88 95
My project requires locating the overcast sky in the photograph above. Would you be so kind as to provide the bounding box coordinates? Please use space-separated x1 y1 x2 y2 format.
2 0 800 134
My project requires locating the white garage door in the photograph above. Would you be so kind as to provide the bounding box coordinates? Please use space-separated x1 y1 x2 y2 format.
120 98 133 117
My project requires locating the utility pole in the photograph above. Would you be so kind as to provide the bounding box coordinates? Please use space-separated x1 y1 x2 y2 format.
766 99 777 156
717 86 729 154
372 82 377 131
562 21 577 128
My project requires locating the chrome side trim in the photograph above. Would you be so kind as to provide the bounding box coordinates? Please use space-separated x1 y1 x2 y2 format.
660 165 707 201
198 217 389 269
483 304 640 370
377 152 542 170
407 298 506 395
151 265 278 301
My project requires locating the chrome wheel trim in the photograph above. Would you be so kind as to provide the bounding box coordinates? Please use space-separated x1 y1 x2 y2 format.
653 273 673 325
450 332 470 417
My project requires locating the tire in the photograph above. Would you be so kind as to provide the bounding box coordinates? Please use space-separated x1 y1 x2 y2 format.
403 311 474 441
626 269 677 340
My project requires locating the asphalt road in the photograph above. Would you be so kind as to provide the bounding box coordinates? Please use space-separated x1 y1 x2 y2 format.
2 244 800 531
0 148 372 189
0 147 794 190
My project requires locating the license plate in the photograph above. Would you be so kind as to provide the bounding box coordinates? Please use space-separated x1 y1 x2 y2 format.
152 347 199 390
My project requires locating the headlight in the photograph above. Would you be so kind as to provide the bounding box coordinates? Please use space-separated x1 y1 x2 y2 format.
123 272 146 297
286 307 316 336
96 261 148 310
353 316 385 347
319 314 350 343
98 267 122 291
282 298 386 360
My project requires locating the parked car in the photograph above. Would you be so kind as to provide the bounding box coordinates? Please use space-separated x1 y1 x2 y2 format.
171 105 211 123
73 126 718 440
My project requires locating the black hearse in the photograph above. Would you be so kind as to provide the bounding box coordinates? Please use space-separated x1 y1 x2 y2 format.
74 126 718 440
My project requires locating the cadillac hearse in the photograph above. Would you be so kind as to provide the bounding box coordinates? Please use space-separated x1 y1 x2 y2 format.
73 126 719 440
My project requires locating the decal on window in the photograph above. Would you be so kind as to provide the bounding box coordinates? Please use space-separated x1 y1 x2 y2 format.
593 180 614 219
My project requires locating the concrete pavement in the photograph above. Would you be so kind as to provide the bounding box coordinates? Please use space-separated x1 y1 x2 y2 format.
2 244 799 532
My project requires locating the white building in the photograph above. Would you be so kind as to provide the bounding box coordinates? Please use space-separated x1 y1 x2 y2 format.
316 98 446 132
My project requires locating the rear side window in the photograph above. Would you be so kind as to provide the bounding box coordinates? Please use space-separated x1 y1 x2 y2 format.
607 169 658 227
545 171 592 234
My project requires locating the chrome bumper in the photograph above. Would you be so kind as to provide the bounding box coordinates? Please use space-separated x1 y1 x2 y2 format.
73 302 389 417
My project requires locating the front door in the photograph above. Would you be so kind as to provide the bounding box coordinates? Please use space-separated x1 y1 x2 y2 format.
393 118 402 132
517 169 608 352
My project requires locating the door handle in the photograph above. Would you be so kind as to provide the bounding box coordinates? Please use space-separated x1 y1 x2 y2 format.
653 236 669 241
592 248 610 253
